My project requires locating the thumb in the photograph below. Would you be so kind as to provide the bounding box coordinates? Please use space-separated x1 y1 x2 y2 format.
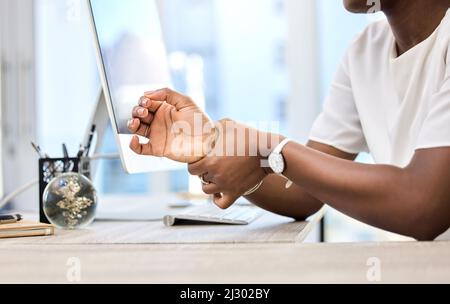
213 193 240 210
144 88 194 111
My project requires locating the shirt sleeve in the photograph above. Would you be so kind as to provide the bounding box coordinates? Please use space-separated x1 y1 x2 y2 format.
415 47 450 150
309 52 368 154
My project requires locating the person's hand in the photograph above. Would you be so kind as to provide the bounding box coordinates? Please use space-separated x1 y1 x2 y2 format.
188 119 283 209
127 88 215 164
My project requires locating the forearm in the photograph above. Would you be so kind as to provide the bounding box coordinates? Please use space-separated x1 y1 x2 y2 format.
188 118 448 239
246 140 352 221
281 142 448 240
246 174 324 220
246 140 353 221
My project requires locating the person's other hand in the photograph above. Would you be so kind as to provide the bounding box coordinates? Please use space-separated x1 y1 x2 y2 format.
127 88 215 164
187 119 283 209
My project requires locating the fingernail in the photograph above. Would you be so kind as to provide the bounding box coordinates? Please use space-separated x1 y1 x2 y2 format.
128 119 133 127
140 98 149 107
144 91 155 95
138 108 145 115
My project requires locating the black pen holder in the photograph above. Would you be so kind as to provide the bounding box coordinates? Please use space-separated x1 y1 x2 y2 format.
38 157 91 224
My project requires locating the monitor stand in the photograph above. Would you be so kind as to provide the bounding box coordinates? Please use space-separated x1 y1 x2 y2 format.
81 89 113 177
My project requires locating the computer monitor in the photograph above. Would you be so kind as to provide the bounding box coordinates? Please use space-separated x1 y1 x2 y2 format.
86 0 182 173
0 58 3 199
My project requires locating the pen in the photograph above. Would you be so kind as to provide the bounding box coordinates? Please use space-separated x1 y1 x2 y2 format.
0 214 23 225
62 143 71 172
77 144 85 158
62 143 69 159
31 142 45 159
84 124 97 157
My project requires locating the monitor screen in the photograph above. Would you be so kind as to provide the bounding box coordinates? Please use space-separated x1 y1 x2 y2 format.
89 0 171 134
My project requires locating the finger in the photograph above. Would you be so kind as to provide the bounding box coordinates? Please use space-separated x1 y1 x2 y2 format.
144 88 193 110
130 135 155 157
202 183 220 195
128 119 152 138
188 158 209 176
203 172 215 183
127 118 141 134
139 96 164 113
134 123 151 138
132 106 154 125
132 106 148 118
213 193 240 209
129 135 144 155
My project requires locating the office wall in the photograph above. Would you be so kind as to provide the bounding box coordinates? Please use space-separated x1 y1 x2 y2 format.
0 0 37 210
285 0 320 143
35 0 100 156
0 2 3 199
214 0 288 128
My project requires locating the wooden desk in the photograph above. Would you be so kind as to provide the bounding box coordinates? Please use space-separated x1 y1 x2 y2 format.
0 203 448 284
0 206 323 245
0 241 449 283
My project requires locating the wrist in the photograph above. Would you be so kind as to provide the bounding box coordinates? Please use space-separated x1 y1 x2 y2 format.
209 119 284 176
264 138 294 188
203 121 220 156
243 180 264 196
258 132 285 175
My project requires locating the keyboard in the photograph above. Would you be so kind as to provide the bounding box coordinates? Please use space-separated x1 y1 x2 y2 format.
163 204 264 226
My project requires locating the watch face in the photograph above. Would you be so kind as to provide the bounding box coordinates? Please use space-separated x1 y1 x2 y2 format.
269 153 284 175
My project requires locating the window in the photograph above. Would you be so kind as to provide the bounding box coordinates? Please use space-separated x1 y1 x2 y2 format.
35 0 289 197
1 0 36 211
33 0 403 242
316 1 408 242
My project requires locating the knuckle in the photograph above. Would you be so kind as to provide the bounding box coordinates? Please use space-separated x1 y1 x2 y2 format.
129 145 138 154
214 174 223 184
214 201 228 210
210 158 220 169
187 165 196 175
221 118 234 124
202 186 213 195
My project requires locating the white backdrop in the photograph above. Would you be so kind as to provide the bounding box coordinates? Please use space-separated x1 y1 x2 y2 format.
0 0 37 211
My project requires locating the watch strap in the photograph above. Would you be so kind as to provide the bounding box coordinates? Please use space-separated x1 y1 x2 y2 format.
271 138 294 189
273 138 292 154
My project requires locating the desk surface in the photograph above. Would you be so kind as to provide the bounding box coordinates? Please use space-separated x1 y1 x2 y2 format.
1 204 324 245
1 202 448 284
0 241 449 283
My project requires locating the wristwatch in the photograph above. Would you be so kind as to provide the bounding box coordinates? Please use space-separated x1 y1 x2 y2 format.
268 138 293 189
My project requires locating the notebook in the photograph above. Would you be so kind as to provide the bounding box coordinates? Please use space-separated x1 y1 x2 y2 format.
0 221 55 239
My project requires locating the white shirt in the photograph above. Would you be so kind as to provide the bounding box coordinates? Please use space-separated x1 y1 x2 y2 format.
311 9 450 166
310 9 450 239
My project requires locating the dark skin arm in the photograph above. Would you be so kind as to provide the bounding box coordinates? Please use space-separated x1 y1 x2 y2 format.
245 141 356 220
246 0 450 239
129 1 450 242
273 143 450 241
130 90 450 241
202 0 450 240
187 118 450 241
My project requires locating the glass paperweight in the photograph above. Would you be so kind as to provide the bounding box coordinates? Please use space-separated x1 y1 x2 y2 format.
43 173 97 229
